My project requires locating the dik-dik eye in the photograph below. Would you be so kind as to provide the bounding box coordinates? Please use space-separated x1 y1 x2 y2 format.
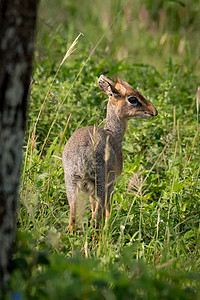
127 96 142 106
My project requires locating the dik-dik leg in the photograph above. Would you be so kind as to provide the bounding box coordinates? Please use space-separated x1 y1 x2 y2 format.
65 175 77 233
90 171 115 227
68 200 76 233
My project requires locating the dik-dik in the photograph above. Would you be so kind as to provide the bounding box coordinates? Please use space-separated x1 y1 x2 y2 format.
62 75 158 232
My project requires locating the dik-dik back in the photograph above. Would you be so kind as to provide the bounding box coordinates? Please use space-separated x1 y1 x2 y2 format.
62 75 157 233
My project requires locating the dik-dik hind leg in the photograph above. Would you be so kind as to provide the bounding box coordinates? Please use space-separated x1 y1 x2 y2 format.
65 175 77 233
90 172 114 227
69 201 76 233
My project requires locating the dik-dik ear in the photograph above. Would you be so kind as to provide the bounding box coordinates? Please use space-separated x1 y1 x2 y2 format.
98 74 120 98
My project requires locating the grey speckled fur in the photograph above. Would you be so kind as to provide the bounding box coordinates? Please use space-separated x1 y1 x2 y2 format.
62 75 158 232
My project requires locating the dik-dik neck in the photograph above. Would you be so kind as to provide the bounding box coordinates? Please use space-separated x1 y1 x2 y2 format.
104 101 127 143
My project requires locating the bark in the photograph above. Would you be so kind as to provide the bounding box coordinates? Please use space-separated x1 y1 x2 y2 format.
0 0 38 288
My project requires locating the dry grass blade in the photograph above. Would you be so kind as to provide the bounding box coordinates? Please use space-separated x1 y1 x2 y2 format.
127 170 143 196
196 86 200 115
127 169 152 197
60 32 84 67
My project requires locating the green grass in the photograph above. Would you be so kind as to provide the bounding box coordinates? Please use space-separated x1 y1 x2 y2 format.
5 0 200 299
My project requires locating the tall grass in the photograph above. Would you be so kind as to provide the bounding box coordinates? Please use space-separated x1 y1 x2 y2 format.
19 50 200 260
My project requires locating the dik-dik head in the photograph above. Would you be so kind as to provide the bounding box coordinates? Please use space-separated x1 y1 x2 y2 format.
98 74 158 120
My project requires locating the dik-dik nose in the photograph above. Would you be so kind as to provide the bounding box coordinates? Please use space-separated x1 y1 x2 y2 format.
152 106 158 116
148 103 158 117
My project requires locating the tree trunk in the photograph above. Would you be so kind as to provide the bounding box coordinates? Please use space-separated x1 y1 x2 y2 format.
0 0 38 288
